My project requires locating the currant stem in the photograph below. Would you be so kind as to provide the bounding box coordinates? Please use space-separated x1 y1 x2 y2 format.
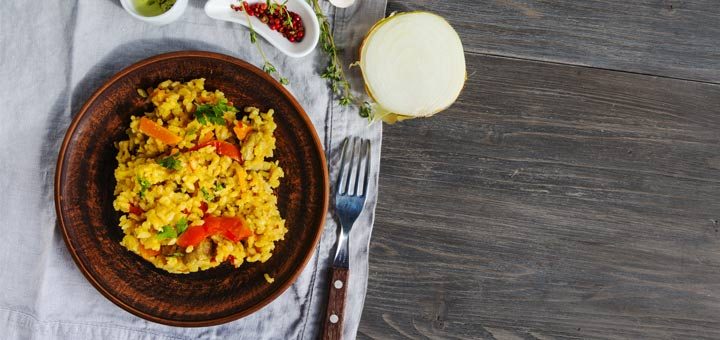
239 3 288 85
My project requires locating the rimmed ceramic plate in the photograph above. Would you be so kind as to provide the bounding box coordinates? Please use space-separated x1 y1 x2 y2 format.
54 51 328 326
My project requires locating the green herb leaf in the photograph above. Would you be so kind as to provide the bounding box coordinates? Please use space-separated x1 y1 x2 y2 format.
157 225 177 240
175 217 188 234
279 77 289 85
195 98 236 125
201 187 214 201
250 31 258 44
157 155 182 170
359 101 373 118
263 62 277 74
309 0 363 115
137 176 151 198
214 182 225 192
339 96 352 106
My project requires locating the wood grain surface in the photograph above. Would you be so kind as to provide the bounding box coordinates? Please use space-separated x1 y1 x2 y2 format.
322 267 350 340
387 0 720 83
358 35 720 340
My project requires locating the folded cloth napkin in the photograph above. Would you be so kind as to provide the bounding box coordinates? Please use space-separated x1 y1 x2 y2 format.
0 0 385 339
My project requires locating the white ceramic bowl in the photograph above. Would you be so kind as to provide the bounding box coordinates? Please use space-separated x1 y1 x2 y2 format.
204 0 320 58
120 0 189 26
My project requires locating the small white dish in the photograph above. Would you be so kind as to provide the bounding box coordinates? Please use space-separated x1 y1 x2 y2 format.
204 0 320 58
120 0 188 26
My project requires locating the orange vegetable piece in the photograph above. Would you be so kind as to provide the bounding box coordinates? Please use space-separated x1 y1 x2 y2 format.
233 121 252 141
213 141 242 163
176 225 208 248
190 140 242 163
198 131 214 144
176 216 251 248
138 117 182 145
204 216 252 242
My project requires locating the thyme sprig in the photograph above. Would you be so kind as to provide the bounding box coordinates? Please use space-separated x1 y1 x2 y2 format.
308 0 352 104
308 0 372 118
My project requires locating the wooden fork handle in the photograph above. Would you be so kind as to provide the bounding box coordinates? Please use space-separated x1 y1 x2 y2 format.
322 266 349 340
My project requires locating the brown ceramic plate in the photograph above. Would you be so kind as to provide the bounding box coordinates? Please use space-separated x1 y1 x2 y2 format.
54 51 328 326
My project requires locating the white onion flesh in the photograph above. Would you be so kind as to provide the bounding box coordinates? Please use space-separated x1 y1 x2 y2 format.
360 12 466 122
328 0 356 8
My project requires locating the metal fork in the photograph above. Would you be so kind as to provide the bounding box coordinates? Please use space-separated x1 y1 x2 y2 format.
322 137 371 340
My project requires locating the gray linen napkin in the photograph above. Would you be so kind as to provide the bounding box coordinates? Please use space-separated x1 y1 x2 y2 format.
0 0 385 339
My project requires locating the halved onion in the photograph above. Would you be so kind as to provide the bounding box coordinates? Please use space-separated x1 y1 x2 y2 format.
360 11 466 123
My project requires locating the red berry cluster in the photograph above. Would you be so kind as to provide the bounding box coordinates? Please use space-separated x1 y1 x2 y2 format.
231 1 305 43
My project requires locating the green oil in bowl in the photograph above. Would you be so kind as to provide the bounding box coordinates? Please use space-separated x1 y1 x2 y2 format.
133 0 176 17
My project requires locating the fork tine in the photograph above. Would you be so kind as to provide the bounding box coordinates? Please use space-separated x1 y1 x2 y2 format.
343 138 357 196
362 140 371 197
353 139 368 197
336 138 350 195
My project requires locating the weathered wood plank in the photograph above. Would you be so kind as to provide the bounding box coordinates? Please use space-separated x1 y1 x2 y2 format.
358 52 720 339
386 0 720 83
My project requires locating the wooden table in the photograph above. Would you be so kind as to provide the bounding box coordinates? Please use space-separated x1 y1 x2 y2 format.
358 1 720 338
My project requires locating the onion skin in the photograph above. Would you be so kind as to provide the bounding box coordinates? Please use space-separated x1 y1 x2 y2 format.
359 11 467 123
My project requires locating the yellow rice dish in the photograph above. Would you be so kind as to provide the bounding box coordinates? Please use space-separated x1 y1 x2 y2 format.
112 78 286 274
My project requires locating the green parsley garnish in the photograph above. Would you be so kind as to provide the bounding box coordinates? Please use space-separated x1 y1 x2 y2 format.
137 176 151 198
176 217 188 234
195 98 236 125
156 218 188 240
201 187 214 201
156 225 177 240
214 182 225 192
157 155 182 170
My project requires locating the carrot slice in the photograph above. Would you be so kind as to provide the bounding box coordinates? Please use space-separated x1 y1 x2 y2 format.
233 121 252 141
138 117 182 145
198 131 214 144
